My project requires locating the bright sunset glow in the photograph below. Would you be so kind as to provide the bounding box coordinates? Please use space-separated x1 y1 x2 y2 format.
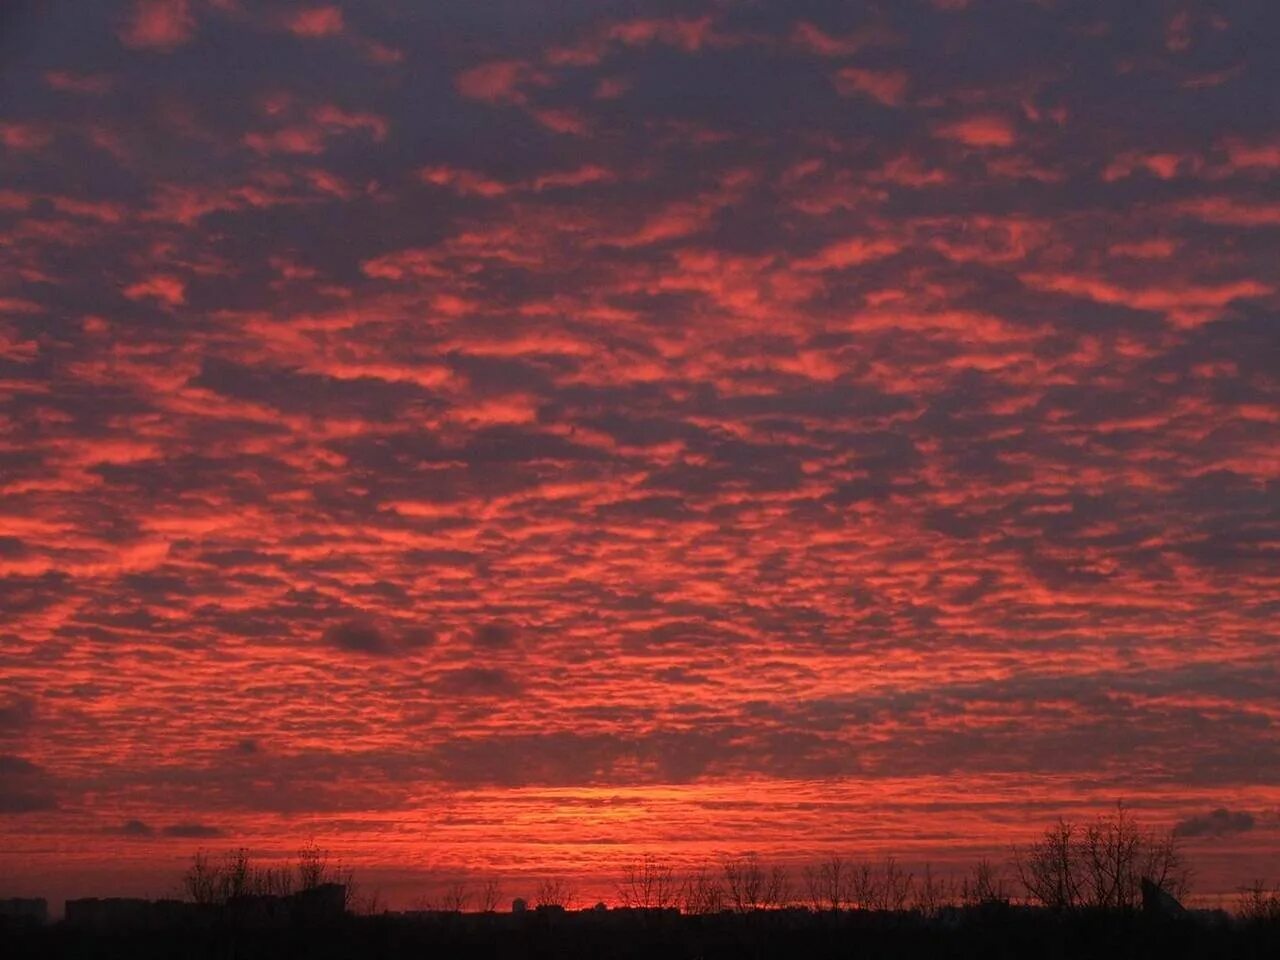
0 0 1277 909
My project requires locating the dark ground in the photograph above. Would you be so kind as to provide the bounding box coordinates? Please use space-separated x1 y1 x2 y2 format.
5 907 1280 960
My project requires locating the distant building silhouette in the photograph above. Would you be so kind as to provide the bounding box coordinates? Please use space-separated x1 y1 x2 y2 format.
292 882 347 920
0 897 48 926
64 898 189 931
64 884 346 932
511 897 527 914
1141 878 1185 918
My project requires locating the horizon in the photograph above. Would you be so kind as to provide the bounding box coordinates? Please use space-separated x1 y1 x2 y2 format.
2 818 1264 917
1 0 1277 918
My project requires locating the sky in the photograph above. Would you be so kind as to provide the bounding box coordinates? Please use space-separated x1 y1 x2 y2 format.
0 0 1278 910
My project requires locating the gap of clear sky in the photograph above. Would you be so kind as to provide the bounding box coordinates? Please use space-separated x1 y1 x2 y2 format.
0 0 1277 909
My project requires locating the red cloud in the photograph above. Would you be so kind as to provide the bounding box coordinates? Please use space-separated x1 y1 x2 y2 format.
285 5 345 38
122 274 186 306
791 21 896 57
44 71 115 96
935 114 1016 148
531 107 589 136
833 67 910 106
244 104 388 155
7 0 1280 908
1021 270 1271 327
1103 151 1198 182
0 122 52 151
795 236 903 271
1176 196 1280 227
1222 137 1280 172
419 166 510 198
118 0 195 51
309 104 388 141
455 60 546 105
607 17 715 52
533 165 614 192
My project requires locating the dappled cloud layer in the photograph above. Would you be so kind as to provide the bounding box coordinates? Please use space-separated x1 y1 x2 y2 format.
1 0 1277 904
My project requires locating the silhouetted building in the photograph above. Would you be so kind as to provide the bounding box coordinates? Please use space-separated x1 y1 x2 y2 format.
65 897 170 931
512 897 528 914
62 887 346 932
0 897 48 926
226 893 291 928
292 882 347 920
225 885 346 928
1142 878 1185 918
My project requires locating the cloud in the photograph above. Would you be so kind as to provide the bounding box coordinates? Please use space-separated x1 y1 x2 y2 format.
0 122 52 151
419 166 510 198
161 822 225 839
935 115 1016 148
455 60 546 105
321 620 393 656
285 5 345 38
320 620 435 657
0 696 35 734
118 0 195 51
0 755 56 813
122 273 186 306
1174 808 1256 838
467 623 519 651
833 67 910 106
3 0 1280 901
791 21 896 57
44 72 115 96
433 667 522 698
120 819 156 837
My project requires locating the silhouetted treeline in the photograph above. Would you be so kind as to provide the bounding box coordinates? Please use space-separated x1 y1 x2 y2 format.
180 841 368 911
5 807 1280 959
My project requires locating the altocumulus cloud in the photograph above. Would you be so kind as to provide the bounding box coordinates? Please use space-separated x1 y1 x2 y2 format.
1174 808 1256 838
0 0 1277 901
321 620 435 657
161 823 226 839
433 666 523 698
0 755 57 813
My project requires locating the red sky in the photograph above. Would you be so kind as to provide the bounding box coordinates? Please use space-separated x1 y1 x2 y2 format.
1 0 1278 910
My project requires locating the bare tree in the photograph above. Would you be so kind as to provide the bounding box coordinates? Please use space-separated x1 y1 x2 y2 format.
255 863 295 897
1015 806 1190 910
1083 802 1143 908
723 854 766 912
182 851 221 905
179 845 359 909
912 863 950 917
296 842 359 909
296 842 329 890
873 857 914 911
1135 825 1191 903
536 877 576 909
618 855 678 909
803 855 849 912
763 864 792 909
440 879 470 912
681 864 724 915
1237 880 1280 922
478 878 503 913
961 858 1007 906
848 861 880 910
221 848 253 900
1014 818 1084 909
350 887 384 916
